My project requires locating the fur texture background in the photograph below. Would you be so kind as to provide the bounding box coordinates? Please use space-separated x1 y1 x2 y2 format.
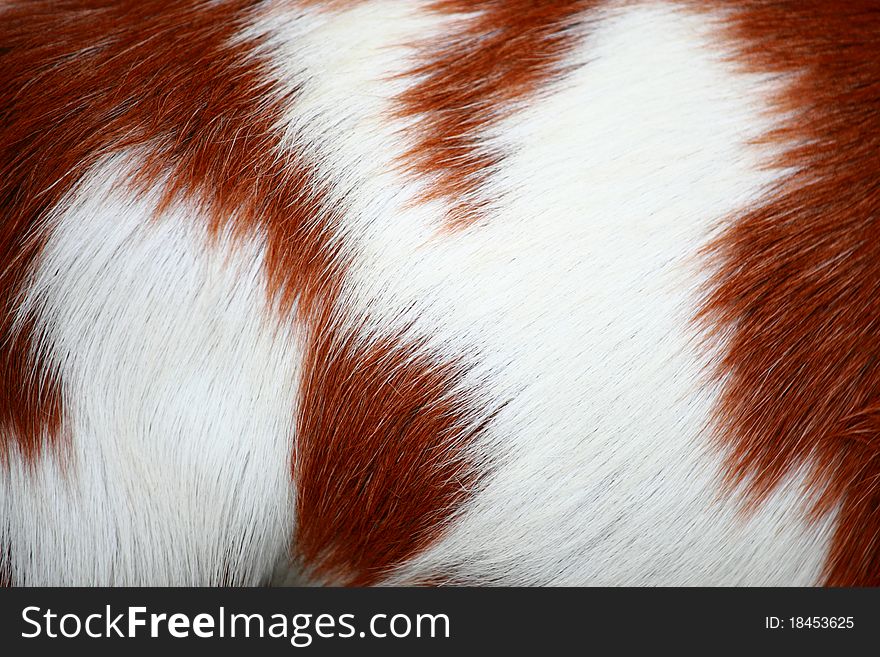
1 0 878 586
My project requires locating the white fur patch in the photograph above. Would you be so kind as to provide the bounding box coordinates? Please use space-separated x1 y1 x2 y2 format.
1 158 300 585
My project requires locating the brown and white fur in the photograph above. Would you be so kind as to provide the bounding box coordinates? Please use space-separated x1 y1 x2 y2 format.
1 0 878 586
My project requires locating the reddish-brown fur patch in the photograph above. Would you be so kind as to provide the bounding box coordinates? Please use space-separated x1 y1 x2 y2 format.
396 0 596 228
0 315 63 461
699 1 880 586
294 313 496 585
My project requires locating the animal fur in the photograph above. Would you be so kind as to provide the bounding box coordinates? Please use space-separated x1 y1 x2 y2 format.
1 0 878 586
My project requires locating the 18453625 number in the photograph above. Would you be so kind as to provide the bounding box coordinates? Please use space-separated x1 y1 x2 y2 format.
789 617 854 629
